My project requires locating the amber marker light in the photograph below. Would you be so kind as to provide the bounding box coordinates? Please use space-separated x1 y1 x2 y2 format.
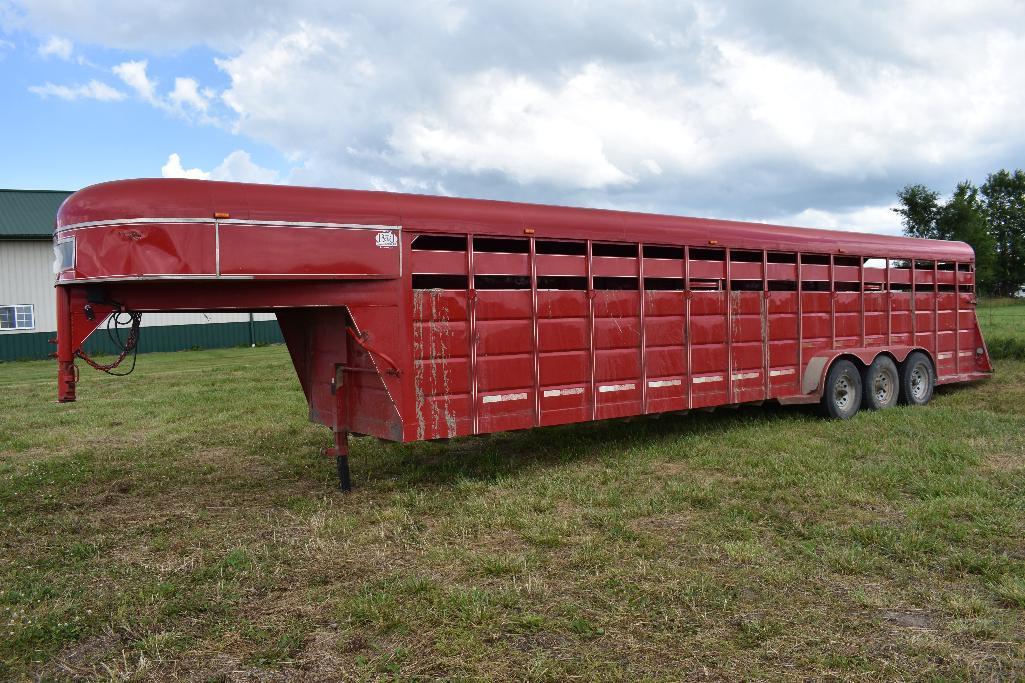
524 227 536 235
214 212 230 219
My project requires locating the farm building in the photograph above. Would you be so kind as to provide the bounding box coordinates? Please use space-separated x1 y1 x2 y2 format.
0 188 282 361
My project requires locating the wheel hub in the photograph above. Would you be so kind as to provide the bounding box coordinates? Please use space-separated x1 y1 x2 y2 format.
874 371 893 404
834 376 852 410
910 364 927 400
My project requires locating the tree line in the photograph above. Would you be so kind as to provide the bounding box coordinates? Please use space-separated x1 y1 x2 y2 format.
894 169 1025 296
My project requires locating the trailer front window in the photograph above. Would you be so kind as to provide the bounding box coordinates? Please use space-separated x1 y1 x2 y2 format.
53 237 75 273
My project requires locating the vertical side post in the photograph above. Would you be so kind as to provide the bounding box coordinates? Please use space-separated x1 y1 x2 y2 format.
56 285 77 403
638 243 647 413
725 247 733 402
684 245 692 410
933 260 939 364
910 258 917 344
529 236 540 426
859 255 866 347
829 254 836 349
886 258 892 346
796 252 804 393
761 249 769 401
587 240 596 421
467 235 478 435
954 261 961 376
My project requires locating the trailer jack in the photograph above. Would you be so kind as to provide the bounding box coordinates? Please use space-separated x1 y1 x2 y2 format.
322 431 351 493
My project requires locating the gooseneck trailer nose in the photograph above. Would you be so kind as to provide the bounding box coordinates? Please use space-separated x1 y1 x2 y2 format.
54 179 993 490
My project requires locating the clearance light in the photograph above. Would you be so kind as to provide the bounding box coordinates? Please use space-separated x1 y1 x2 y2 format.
214 212 230 219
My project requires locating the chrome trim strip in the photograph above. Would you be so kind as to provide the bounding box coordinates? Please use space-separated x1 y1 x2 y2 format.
598 383 635 393
647 379 681 388
57 274 254 282
692 375 723 384
481 392 528 404
542 387 585 398
55 217 402 234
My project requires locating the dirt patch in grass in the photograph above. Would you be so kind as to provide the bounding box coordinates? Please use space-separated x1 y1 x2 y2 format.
982 452 1025 472
880 608 937 630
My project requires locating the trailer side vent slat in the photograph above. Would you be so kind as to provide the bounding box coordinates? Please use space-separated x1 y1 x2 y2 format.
411 235 466 251
473 237 529 253
644 277 684 291
412 274 469 289
592 242 638 258
537 275 587 290
475 274 531 290
594 276 639 290
536 240 586 255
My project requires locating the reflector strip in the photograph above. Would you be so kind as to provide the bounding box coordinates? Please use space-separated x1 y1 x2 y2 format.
482 392 528 404
731 371 759 380
692 375 723 384
543 387 585 398
647 379 682 388
958 351 974 357
769 368 795 377
598 383 635 393
937 352 953 360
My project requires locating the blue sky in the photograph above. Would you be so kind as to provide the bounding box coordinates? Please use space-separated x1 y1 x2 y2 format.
2 1 1024 235
0 37 282 190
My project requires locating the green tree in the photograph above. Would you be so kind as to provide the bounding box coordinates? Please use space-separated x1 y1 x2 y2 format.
936 182 995 293
894 184 940 239
981 169 1025 297
893 181 995 293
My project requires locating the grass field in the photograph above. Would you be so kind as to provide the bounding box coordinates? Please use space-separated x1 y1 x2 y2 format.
1 304 1023 680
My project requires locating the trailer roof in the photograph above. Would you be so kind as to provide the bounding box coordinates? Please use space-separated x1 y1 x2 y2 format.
58 179 974 262
0 189 73 240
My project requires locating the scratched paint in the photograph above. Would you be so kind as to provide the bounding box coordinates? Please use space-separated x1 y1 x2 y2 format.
412 287 457 440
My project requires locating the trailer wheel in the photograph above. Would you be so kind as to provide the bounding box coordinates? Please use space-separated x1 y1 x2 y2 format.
862 355 899 410
821 359 862 419
899 351 934 406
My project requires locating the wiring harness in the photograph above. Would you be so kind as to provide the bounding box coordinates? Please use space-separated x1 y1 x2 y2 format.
75 310 142 376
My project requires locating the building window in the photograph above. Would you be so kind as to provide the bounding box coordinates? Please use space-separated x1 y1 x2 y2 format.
0 305 35 330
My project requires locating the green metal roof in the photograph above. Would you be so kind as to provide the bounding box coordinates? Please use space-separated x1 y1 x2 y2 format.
0 189 74 240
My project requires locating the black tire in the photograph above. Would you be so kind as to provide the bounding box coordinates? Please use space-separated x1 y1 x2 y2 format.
899 351 934 406
862 355 899 410
821 359 863 419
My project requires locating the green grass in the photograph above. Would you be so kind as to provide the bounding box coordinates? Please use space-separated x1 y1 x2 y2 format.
2 327 1025 678
979 298 1025 359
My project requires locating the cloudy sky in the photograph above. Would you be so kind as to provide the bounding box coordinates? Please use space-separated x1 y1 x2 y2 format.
1 1 1023 235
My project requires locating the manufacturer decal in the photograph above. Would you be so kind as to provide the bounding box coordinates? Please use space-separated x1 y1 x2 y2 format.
375 230 398 248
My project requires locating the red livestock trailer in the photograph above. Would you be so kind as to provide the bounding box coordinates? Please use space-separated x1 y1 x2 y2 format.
54 179 993 490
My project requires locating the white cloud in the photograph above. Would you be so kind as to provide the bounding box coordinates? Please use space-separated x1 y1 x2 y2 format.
113 59 157 102
11 1 1025 234
169 77 209 112
161 150 279 183
764 204 905 236
38 35 72 59
29 80 126 102
161 153 210 179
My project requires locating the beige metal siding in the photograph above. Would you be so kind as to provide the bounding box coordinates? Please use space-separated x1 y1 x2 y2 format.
0 241 276 334
0 241 56 334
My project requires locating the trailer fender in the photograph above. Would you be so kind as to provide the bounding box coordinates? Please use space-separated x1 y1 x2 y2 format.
799 346 923 399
